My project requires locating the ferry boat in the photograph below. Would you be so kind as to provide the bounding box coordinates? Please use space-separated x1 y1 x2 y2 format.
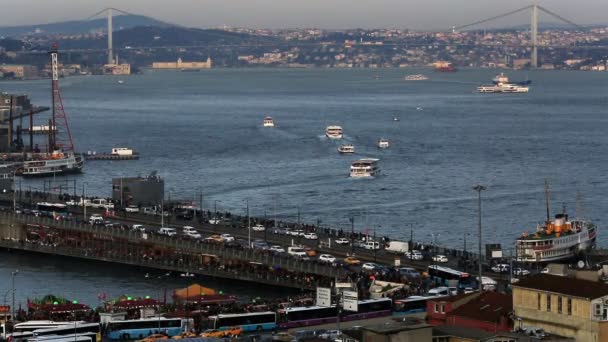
515 186 596 263
17 151 84 177
477 73 529 93
377 138 390 149
325 126 343 139
338 144 355 154
404 74 429 81
263 116 275 127
350 158 380 178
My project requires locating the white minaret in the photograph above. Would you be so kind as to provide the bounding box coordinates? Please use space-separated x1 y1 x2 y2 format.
107 8 114 65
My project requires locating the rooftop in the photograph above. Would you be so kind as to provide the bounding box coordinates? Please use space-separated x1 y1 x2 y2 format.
448 291 512 324
513 273 608 300
361 317 431 334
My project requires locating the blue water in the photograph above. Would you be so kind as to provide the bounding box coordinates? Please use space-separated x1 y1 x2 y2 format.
0 68 607 304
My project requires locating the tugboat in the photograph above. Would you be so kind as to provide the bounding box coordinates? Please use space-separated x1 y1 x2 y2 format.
515 182 597 263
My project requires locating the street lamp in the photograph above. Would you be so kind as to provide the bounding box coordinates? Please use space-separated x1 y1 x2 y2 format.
11 270 18 321
473 184 486 291
81 182 88 222
348 216 355 255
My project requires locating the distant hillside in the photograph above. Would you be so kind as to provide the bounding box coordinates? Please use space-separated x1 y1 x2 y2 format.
0 15 170 37
55 26 277 50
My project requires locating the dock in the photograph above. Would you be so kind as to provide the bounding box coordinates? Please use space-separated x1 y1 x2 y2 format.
84 153 139 160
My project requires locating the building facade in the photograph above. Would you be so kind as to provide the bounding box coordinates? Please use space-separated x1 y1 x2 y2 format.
152 57 212 69
111 175 164 207
512 274 608 341
103 63 131 75
0 64 38 79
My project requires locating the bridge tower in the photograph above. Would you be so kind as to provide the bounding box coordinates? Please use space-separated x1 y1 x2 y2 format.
531 4 538 68
107 8 113 64
49 45 75 152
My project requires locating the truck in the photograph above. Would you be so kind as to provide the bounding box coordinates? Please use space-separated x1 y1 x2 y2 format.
385 241 409 254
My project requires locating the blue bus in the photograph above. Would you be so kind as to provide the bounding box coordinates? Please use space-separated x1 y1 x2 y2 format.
209 312 277 332
393 296 428 315
34 323 101 342
428 265 474 289
105 318 190 340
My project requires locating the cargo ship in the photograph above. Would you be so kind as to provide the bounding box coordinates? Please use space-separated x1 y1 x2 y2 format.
433 61 457 72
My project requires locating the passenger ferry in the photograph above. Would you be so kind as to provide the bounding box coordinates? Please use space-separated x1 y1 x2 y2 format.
515 186 597 263
404 74 429 81
325 126 343 139
350 158 380 178
338 144 355 154
377 138 390 149
477 73 529 93
263 116 275 127
16 151 83 177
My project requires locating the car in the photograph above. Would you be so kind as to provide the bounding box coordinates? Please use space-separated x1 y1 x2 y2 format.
513 268 530 276
541 267 549 274
269 245 286 253
252 241 270 250
131 224 146 232
138 334 168 342
200 329 225 338
343 256 361 265
220 233 235 242
464 287 476 294
89 214 103 225
287 246 308 258
273 227 290 235
185 231 202 239
208 217 221 224
318 254 336 263
125 205 139 213
159 227 177 236
318 330 341 339
252 224 266 232
426 286 450 297
295 229 306 236
335 238 350 245
303 232 318 240
182 226 197 234
361 262 378 271
398 267 420 280
222 326 243 337
204 235 224 243
170 332 196 340
406 250 423 260
432 255 448 263
448 287 458 296
491 264 510 273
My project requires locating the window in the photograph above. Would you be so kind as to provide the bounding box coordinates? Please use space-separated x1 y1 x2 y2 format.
595 303 602 316
537 293 541 310
440 304 445 313
567 298 572 315
547 294 551 312
434 303 439 313
558 296 562 314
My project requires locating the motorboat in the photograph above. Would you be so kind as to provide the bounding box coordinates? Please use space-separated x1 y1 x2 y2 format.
263 116 275 127
378 138 390 149
350 158 380 178
325 126 343 139
338 144 355 154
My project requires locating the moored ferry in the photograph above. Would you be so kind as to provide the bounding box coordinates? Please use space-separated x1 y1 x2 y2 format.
338 144 355 154
350 158 380 178
325 125 343 139
263 116 275 127
17 151 84 177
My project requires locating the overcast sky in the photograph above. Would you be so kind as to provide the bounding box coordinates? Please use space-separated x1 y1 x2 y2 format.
1 0 607 30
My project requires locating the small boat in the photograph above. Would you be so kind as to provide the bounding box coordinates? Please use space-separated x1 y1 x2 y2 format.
416 107 423 111
378 138 390 149
263 116 275 127
144 273 150 278
117 80 124 84
338 144 355 154
393 117 400 122
350 158 380 178
325 126 343 139
404 74 429 81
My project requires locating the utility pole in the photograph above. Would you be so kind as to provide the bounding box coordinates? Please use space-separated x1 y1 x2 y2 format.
349 216 355 255
11 270 18 321
247 199 251 248
473 185 486 291
82 182 86 222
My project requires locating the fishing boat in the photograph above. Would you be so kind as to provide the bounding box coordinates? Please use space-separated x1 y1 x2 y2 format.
263 116 275 127
325 126 343 139
350 158 380 178
515 183 597 263
338 144 355 154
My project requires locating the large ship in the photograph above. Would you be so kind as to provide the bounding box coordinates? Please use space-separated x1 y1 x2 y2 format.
515 185 596 263
17 151 83 177
477 73 530 93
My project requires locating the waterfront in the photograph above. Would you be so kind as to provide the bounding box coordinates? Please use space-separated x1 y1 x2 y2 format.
2 67 608 251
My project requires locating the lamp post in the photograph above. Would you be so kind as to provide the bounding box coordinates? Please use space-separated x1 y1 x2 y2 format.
245 199 251 248
11 270 18 321
81 182 87 222
473 185 486 291
348 216 355 255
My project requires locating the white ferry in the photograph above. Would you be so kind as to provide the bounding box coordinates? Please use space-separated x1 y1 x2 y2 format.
377 138 390 149
17 151 84 177
404 74 429 81
263 116 275 127
515 186 596 263
325 126 343 139
477 73 529 93
350 158 380 178
338 144 355 154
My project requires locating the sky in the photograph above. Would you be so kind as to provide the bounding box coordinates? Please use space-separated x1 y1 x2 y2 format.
0 0 607 30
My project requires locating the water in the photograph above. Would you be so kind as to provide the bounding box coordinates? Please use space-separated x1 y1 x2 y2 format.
0 68 607 303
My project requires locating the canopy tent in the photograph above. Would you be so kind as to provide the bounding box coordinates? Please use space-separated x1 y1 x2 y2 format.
173 284 216 300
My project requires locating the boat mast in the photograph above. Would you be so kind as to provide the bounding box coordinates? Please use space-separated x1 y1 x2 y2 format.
544 179 550 222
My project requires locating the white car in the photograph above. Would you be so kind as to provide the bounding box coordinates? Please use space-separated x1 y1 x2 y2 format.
432 255 448 263
89 214 103 225
159 227 177 237
335 238 350 245
406 250 423 260
514 268 530 276
491 264 510 273
208 217 221 224
132 224 145 232
252 224 266 232
125 205 139 213
361 262 378 271
269 245 286 253
185 231 202 239
318 254 336 263
220 234 235 242
182 226 197 234
303 232 318 240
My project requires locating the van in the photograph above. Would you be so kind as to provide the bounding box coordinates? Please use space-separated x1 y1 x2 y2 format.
287 246 308 258
132 224 145 232
159 227 177 236
386 241 409 254
89 214 104 225
363 241 380 250
91 198 114 209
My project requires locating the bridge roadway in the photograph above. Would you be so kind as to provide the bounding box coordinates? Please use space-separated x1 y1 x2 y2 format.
0 212 342 290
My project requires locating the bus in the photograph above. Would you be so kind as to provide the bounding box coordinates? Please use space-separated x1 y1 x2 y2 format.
278 306 338 329
7 321 86 342
393 296 428 316
208 312 277 332
35 202 69 218
428 265 474 289
104 318 190 340
33 323 100 342
342 298 393 321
